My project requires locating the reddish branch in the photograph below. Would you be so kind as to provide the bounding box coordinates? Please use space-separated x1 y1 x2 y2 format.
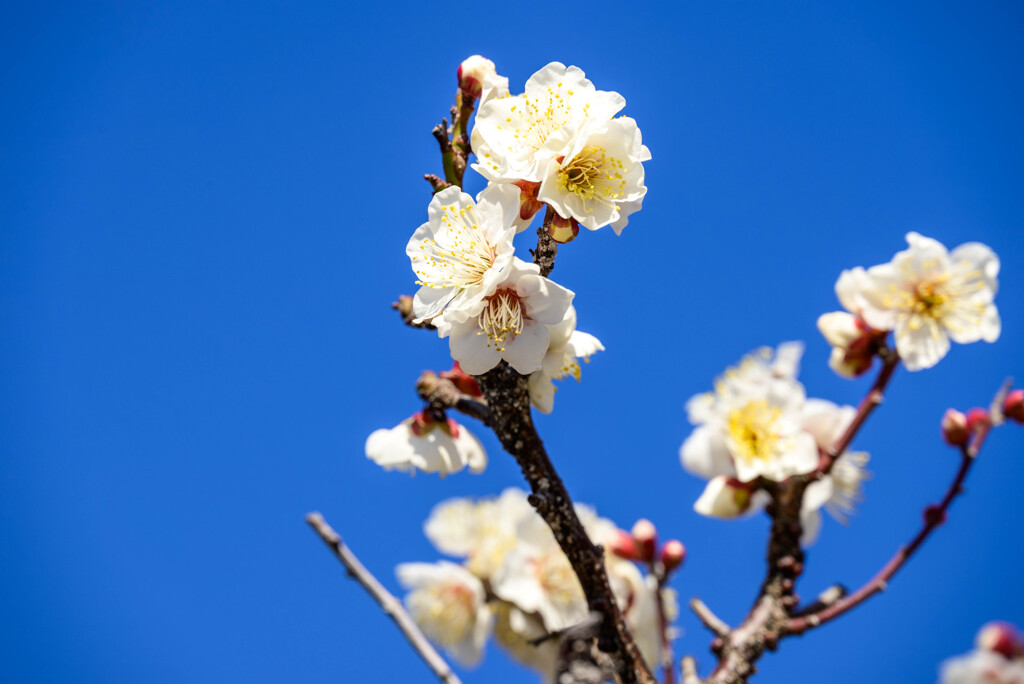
686 375 1011 683
786 379 1010 635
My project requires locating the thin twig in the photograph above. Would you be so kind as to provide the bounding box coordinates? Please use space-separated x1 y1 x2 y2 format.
786 378 1011 635
681 656 703 684
818 349 900 475
416 371 493 425
305 513 463 684
656 576 676 684
690 598 730 638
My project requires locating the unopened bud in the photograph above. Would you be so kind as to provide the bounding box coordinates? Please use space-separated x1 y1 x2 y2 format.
941 409 969 447
439 362 482 397
1004 389 1024 424
660 539 686 573
631 519 657 562
966 407 990 435
976 621 1024 659
457 55 496 100
548 214 580 244
609 529 638 560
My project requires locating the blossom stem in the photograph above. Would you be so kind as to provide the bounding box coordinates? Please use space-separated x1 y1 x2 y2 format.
432 118 460 187
818 348 900 475
785 378 1011 635
305 512 464 684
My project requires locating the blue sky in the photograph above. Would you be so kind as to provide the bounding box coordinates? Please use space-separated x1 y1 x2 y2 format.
2 2 1023 682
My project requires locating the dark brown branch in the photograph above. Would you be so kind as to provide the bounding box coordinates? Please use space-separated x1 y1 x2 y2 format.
305 512 463 684
818 348 899 475
532 207 558 278
424 174 452 193
416 370 492 425
690 598 730 638
786 378 1011 635
476 362 657 684
702 481 807 684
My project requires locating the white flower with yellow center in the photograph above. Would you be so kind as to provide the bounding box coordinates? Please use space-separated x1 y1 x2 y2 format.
799 399 871 545
538 116 650 232
472 62 625 186
448 257 574 375
528 305 604 414
681 343 818 485
365 412 486 476
834 232 1000 371
396 561 494 666
406 184 521 331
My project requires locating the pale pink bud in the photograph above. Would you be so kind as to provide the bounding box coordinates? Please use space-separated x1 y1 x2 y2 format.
660 540 686 573
941 409 969 447
457 55 496 100
966 407 990 435
976 621 1024 659
1004 389 1024 424
631 519 657 562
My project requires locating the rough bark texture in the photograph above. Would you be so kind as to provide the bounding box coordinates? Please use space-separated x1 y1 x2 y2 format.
704 480 807 684
477 362 656 684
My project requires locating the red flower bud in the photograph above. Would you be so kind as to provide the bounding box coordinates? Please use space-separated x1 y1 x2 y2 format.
609 529 639 560
941 409 970 447
660 540 686 573
439 362 482 397
976 621 1024 659
1004 389 1024 424
457 55 496 100
631 519 657 562
966 407 990 435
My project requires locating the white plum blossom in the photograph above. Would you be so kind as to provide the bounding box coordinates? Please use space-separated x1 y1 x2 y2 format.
538 115 650 233
528 305 604 413
396 561 494 667
834 232 1000 371
406 184 521 332
424 488 534 580
940 622 1024 684
365 412 486 476
471 62 649 232
681 343 819 486
448 257 574 375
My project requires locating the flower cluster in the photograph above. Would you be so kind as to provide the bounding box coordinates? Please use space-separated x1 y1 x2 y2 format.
367 59 638 476
397 489 677 675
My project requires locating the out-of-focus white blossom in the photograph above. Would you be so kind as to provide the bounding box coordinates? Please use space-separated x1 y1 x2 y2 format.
940 622 1024 684
448 258 574 375
471 62 649 233
406 184 521 332
396 561 494 666
365 412 486 476
528 305 604 413
834 232 1000 371
681 343 818 485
